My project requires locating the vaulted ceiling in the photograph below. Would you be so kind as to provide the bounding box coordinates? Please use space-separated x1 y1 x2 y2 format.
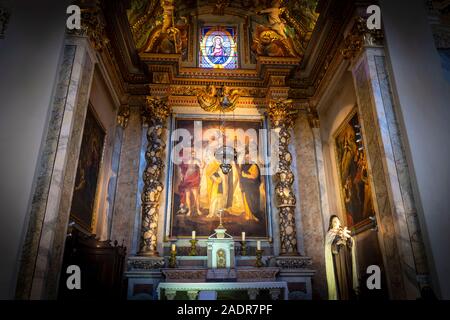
97 0 360 104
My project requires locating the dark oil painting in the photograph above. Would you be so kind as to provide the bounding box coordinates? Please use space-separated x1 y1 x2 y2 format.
335 112 376 227
70 106 105 232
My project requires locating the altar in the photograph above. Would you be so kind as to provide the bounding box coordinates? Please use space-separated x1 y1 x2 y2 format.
125 223 315 300
157 281 289 300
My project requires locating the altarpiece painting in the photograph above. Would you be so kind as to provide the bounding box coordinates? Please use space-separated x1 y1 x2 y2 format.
168 118 269 238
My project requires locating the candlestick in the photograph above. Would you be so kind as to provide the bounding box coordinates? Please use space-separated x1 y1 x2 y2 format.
241 232 246 242
169 244 177 268
256 240 261 251
255 249 263 268
189 239 198 256
192 230 196 240
240 240 247 256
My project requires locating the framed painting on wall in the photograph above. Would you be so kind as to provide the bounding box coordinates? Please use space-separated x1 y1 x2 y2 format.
334 109 376 229
166 116 270 239
70 105 105 233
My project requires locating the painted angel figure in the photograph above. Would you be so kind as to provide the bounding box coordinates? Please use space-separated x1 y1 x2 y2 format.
257 0 287 38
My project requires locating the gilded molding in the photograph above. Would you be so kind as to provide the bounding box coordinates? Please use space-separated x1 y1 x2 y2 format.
268 99 299 255
139 96 171 256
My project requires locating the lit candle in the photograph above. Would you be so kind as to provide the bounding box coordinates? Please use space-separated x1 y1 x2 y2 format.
241 232 246 242
192 230 196 240
171 244 176 252
257 240 261 251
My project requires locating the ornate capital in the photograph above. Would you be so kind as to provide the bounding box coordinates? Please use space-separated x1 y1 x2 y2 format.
341 17 384 60
116 105 130 129
143 96 171 124
307 109 320 128
67 0 109 52
0 5 11 39
268 99 299 129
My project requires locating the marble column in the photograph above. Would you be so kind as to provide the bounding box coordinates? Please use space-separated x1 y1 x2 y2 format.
16 36 97 299
345 20 430 298
139 97 171 256
268 100 300 256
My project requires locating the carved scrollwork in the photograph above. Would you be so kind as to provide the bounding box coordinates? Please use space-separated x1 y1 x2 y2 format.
139 96 171 256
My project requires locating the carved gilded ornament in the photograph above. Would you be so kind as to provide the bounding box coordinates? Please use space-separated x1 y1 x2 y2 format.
252 25 297 57
139 0 188 55
268 99 299 255
341 17 384 60
268 99 298 128
116 106 130 129
196 85 242 112
139 96 171 256
67 1 109 52
251 0 318 58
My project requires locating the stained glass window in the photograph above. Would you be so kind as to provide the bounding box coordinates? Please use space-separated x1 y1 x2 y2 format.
199 26 238 69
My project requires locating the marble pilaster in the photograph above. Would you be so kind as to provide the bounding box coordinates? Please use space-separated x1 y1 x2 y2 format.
292 114 327 299
16 36 97 299
110 107 143 253
104 125 124 240
351 46 429 299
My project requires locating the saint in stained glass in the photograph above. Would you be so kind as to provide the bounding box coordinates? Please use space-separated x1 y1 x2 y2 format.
199 26 238 69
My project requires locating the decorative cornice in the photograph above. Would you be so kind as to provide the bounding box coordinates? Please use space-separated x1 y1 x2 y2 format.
275 256 313 269
128 256 165 270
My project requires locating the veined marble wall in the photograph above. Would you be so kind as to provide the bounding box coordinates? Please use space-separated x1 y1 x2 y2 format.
292 114 327 299
110 107 143 253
